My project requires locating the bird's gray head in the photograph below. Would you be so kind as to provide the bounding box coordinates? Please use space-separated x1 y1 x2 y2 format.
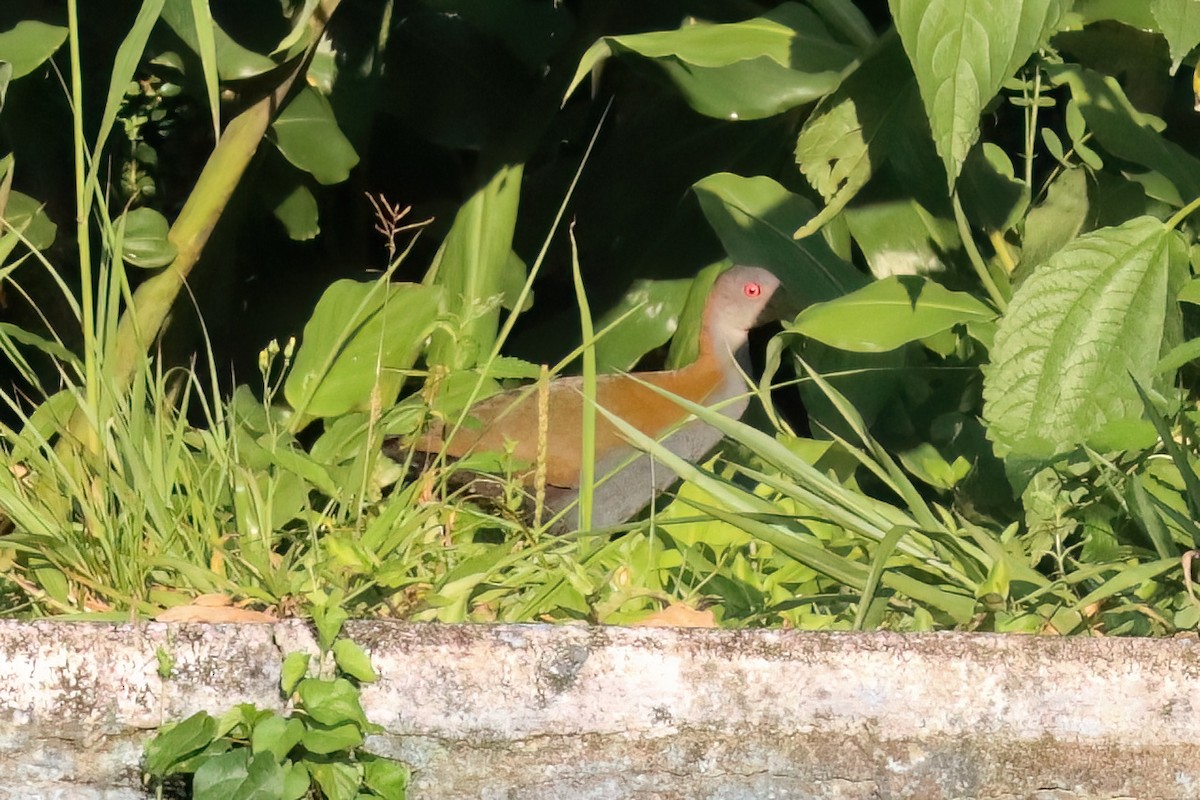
706 265 786 333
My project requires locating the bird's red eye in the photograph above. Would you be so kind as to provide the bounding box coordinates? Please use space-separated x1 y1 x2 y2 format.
743 282 762 298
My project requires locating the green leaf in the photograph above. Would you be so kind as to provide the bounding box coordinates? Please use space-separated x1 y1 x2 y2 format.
120 207 177 268
297 678 368 728
250 714 304 762
1151 0 1200 74
842 197 958 279
0 20 68 79
958 143 1029 233
594 277 692 372
270 87 359 185
362 754 410 800
282 762 311 800
1020 167 1089 277
792 275 995 352
889 0 1069 187
313 601 349 651
284 279 442 419
566 4 858 120
300 721 364 755
794 31 925 237
1050 64 1200 204
160 0 280 80
260 153 320 241
332 639 378 683
693 172 867 307
193 749 285 800
982 217 1183 483
2 191 57 250
144 712 218 776
279 651 310 693
426 164 522 369
307 760 361 800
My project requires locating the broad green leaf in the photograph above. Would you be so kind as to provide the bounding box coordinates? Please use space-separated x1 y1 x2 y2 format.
565 4 858 120
693 172 866 308
889 0 1069 187
958 143 1028 233
0 20 68 79
308 760 360 800
192 749 285 800
300 721 364 754
280 652 311 696
297 678 368 727
144 712 218 776
160 0 282 79
119 207 177 268
426 164 522 369
270 87 359 185
362 754 410 800
284 280 442 419
332 639 378 683
1072 0 1159 28
842 198 958 279
257 150 319 241
282 762 310 800
1050 64 1200 204
250 714 304 762
1151 0 1200 74
594 277 692 371
2 191 57 250
792 275 995 353
983 217 1184 482
794 32 924 237
1020 167 1088 278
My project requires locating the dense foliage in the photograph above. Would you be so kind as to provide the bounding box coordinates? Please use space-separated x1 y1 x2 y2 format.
2 0 1200 635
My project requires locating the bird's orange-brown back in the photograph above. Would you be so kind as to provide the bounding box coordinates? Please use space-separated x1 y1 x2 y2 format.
414 352 726 487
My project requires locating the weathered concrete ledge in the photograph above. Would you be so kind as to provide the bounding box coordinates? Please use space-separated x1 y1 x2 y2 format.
0 621 1197 799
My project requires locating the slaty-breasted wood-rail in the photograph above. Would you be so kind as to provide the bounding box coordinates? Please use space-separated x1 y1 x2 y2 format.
394 265 789 531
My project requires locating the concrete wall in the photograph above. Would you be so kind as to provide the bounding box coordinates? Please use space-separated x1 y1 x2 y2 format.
0 620 1196 799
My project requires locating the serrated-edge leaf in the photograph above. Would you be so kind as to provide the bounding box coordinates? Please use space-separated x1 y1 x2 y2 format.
983 217 1174 470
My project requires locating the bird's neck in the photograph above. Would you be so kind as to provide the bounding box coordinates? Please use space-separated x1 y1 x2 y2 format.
692 319 752 402
698 319 751 376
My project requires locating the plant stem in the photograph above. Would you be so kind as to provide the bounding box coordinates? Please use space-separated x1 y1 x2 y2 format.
952 192 1008 311
66 0 99 451
1167 195 1200 230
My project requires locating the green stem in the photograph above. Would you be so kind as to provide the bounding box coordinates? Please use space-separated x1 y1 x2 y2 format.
66 0 99 449
952 191 1007 311
1167 195 1200 230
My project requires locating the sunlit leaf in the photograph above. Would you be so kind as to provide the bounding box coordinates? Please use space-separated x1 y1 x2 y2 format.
794 31 924 237
792 275 995 353
284 279 442 419
566 4 858 120
1151 0 1200 74
983 217 1185 484
890 0 1070 187
270 87 359 185
0 20 68 79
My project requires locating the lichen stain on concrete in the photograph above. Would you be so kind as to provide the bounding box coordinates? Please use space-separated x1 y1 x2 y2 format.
535 641 590 702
